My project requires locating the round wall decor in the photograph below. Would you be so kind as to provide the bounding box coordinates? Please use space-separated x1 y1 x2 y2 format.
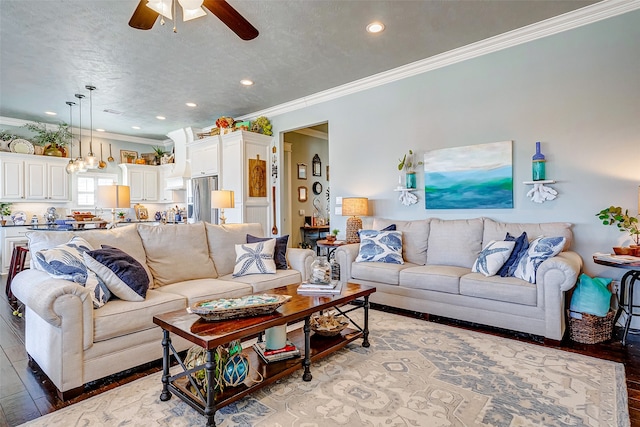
312 181 323 195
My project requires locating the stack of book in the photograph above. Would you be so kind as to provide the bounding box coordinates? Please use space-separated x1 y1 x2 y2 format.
297 281 343 295
253 340 300 363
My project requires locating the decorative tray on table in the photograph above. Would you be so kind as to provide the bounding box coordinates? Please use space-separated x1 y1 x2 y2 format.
187 294 292 321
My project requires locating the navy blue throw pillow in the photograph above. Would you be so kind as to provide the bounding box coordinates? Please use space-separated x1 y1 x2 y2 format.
83 245 149 301
497 232 529 277
246 234 289 270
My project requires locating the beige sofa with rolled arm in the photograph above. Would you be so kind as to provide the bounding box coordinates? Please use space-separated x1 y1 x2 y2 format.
335 217 582 341
11 222 314 400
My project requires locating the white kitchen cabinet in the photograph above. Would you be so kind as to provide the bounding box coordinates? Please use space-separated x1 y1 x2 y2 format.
0 152 69 202
119 163 159 202
159 164 176 202
188 137 219 177
1 226 30 274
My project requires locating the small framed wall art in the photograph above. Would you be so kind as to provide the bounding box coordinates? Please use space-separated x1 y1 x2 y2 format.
298 186 308 202
297 163 307 180
120 150 138 164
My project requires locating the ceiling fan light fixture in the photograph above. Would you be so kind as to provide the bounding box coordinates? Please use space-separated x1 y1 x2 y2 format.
147 0 173 20
182 7 206 22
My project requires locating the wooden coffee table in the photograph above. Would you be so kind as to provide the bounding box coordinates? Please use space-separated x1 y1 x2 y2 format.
153 282 376 427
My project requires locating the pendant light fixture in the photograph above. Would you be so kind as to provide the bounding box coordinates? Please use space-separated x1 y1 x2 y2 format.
74 93 88 173
65 101 77 174
84 85 98 169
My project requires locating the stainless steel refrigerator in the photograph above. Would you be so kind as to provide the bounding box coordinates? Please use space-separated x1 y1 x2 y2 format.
188 175 218 223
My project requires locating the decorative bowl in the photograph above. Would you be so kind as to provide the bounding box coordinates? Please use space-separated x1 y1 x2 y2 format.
187 294 292 321
613 247 634 255
310 313 349 337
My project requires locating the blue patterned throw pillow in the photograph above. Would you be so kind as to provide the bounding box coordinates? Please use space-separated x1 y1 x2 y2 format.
233 239 277 276
472 240 516 277
34 236 111 308
83 245 150 302
513 236 566 283
247 234 289 270
355 230 404 264
498 232 529 277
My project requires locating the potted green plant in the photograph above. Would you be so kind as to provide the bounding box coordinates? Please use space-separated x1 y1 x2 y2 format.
596 206 640 254
0 202 12 226
23 121 70 156
326 229 339 242
398 149 423 189
152 146 167 165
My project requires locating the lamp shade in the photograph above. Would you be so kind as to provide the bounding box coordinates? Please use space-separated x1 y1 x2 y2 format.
342 197 368 217
211 190 235 209
97 185 131 209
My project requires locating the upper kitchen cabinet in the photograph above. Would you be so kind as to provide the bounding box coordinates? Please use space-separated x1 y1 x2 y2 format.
119 163 159 202
188 136 219 178
0 152 69 202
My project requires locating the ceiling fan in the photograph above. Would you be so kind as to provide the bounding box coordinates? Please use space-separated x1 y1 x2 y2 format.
129 0 259 40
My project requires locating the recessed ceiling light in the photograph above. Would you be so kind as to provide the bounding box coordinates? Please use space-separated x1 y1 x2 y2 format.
366 21 385 33
132 126 141 130
45 111 57 116
156 116 166 120
240 79 254 86
96 128 105 132
185 102 197 107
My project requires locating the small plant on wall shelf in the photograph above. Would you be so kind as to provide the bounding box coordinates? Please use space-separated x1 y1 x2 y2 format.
398 149 423 173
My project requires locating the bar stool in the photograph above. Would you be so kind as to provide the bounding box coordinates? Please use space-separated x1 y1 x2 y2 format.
6 245 29 313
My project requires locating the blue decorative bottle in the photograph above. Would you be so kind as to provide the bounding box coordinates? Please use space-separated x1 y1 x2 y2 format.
532 142 546 181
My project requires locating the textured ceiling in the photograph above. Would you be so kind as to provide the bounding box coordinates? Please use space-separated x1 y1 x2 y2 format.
0 0 598 141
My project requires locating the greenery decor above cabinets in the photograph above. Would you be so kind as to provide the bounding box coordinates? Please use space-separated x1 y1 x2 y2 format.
0 152 70 202
188 137 219 178
119 163 159 203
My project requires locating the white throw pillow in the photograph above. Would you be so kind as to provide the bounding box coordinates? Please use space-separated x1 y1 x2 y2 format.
232 239 277 276
513 236 566 283
355 230 404 264
471 240 516 277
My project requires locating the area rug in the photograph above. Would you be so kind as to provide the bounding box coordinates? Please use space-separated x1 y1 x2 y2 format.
21 310 629 427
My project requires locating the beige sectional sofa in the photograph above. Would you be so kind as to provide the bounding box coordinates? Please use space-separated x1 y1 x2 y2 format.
335 217 582 341
11 222 314 399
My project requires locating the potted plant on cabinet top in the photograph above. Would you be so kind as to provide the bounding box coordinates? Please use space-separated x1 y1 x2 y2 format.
596 206 640 255
152 146 167 165
1 202 12 226
398 149 423 189
23 122 70 156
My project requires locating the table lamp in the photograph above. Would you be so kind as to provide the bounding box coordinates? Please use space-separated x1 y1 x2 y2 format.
342 197 368 243
211 190 235 225
97 185 131 228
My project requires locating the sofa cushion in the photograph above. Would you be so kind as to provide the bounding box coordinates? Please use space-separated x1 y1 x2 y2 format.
373 218 430 265
355 230 404 264
247 234 289 270
219 269 303 293
400 265 469 294
233 240 277 276
137 223 217 287
83 246 149 302
497 232 529 277
482 218 572 251
93 289 186 342
33 236 111 308
426 218 484 268
80 226 154 289
155 278 253 306
206 223 264 276
460 273 537 306
472 240 515 277
513 236 566 283
351 261 414 285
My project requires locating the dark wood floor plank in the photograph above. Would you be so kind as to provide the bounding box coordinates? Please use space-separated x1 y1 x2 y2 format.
0 390 40 427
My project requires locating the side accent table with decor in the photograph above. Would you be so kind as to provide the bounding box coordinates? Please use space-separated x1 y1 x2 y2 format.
593 256 640 345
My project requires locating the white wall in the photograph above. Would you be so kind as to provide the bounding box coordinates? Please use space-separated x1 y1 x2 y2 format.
270 10 640 283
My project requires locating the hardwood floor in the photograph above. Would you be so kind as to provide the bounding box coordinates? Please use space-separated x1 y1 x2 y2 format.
1 273 639 426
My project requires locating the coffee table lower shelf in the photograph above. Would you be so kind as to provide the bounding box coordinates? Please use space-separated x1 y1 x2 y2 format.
168 326 363 420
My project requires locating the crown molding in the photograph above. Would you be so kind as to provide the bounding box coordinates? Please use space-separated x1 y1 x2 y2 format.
0 116 166 146
237 0 640 121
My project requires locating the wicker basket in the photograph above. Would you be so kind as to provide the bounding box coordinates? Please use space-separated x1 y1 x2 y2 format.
568 309 615 344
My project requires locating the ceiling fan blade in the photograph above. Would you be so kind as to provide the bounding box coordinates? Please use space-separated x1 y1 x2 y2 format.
203 0 259 40
129 0 160 30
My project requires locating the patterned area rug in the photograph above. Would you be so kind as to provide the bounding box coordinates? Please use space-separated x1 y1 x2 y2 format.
21 310 629 427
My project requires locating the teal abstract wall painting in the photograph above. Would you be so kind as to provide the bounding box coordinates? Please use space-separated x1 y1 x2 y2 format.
424 141 513 209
